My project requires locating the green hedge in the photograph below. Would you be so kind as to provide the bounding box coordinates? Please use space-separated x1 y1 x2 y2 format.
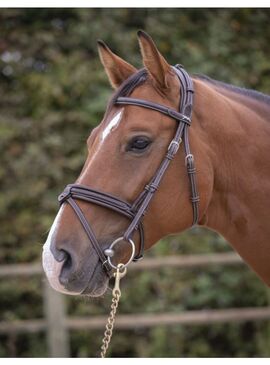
1 9 270 357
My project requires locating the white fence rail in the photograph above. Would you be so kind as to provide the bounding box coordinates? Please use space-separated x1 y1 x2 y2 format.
1 252 269 357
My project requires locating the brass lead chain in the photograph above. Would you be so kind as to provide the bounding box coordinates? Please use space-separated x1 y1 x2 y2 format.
100 263 127 358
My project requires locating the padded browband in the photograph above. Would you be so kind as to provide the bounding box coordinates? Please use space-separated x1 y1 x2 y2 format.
115 97 191 125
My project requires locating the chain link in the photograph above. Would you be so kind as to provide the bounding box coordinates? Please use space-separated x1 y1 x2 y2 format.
100 291 120 358
100 264 127 358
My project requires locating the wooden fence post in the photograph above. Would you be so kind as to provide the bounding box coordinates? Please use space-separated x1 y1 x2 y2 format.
43 277 70 357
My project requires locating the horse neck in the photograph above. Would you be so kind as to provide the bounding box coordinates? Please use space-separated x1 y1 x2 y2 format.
192 78 270 285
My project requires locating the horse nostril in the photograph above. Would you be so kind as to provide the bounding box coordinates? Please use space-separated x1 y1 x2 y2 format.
57 249 69 262
50 244 68 263
59 250 73 286
62 251 72 271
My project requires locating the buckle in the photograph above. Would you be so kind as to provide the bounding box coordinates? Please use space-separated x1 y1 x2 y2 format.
185 154 194 167
182 116 191 125
168 138 182 154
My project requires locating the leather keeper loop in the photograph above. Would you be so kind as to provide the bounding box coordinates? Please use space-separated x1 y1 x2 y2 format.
145 183 158 193
58 185 72 203
166 152 174 161
187 167 196 174
191 196 200 203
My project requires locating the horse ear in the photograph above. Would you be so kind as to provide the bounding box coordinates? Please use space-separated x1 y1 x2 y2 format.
137 30 172 90
97 40 137 89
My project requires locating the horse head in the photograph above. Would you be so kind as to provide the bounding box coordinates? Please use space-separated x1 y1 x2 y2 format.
42 31 211 296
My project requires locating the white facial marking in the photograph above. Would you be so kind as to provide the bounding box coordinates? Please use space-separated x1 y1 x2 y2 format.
42 205 78 295
43 111 123 295
77 109 123 184
102 109 123 141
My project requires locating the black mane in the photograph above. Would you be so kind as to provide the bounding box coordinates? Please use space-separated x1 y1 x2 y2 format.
107 68 270 113
195 74 270 106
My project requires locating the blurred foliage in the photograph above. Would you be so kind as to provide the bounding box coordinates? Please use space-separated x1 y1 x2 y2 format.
1 8 270 357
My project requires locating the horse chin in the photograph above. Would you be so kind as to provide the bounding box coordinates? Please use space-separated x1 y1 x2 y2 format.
81 265 110 297
83 282 109 297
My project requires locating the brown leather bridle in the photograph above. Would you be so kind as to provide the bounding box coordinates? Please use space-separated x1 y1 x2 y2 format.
58 65 199 275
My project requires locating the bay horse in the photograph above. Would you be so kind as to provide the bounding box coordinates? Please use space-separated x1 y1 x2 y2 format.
43 30 270 297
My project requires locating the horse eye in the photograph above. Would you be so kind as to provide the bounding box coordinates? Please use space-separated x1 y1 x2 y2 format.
127 136 152 153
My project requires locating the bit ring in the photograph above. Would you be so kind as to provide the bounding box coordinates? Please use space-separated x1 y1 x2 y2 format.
104 236 136 270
